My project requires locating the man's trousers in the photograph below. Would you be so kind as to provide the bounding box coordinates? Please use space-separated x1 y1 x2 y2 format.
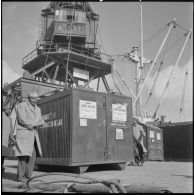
17 144 36 181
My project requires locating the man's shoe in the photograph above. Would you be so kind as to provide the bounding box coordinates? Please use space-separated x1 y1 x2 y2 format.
127 162 136 166
25 175 31 180
17 178 28 183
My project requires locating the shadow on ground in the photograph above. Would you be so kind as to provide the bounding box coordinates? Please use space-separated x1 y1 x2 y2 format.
2 172 17 181
172 174 192 179
87 164 123 172
35 163 123 174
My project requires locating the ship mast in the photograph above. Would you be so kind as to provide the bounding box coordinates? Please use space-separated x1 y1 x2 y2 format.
123 1 152 118
135 0 144 117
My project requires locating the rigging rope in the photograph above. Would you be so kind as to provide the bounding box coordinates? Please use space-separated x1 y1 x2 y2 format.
144 31 183 112
97 20 107 54
37 20 56 93
96 9 124 94
178 34 191 121
144 61 163 106
153 30 191 118
113 65 135 98
111 72 122 94
91 2 99 50
110 65 130 95
178 70 188 121
112 25 168 58
143 27 172 107
114 74 129 95
174 22 189 33
137 24 167 49
160 34 184 58
64 3 76 89
113 24 176 101
98 21 136 97
83 2 90 75
113 29 184 106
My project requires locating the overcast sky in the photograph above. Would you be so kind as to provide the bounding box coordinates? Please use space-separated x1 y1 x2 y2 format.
2 2 193 122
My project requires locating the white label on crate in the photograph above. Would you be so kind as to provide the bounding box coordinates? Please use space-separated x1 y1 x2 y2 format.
112 104 127 122
116 128 124 140
150 130 155 138
157 133 161 140
80 118 87 126
79 100 97 119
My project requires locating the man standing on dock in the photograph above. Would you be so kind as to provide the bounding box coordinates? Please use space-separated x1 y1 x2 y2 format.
133 119 147 166
14 92 44 182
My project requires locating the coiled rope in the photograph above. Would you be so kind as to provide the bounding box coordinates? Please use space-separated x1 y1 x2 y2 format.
24 172 127 193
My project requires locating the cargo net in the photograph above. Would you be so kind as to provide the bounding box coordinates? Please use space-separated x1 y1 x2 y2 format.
16 172 172 193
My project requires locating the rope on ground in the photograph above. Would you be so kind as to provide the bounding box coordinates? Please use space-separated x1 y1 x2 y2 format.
24 172 127 193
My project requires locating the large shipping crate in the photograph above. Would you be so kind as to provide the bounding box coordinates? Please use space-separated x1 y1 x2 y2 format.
142 124 164 161
36 88 134 171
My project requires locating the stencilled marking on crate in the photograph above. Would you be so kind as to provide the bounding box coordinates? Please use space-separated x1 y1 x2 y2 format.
79 100 97 119
112 103 127 122
41 112 63 128
42 112 56 121
42 119 63 128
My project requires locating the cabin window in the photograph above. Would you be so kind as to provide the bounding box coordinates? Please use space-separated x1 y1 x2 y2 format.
55 9 86 23
66 10 74 22
67 15 75 21
55 9 67 22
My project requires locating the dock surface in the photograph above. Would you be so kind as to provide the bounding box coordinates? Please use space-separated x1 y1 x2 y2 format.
2 160 193 193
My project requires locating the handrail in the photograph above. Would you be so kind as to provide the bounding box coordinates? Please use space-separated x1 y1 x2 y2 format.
22 48 39 66
22 42 112 67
